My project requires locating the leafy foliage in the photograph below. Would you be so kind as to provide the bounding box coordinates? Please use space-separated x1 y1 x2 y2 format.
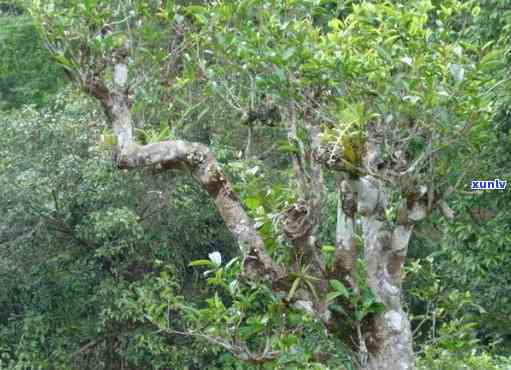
0 5 62 109
1 0 511 369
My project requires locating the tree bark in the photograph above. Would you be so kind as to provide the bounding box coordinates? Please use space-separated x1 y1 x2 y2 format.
87 62 284 283
334 176 358 281
358 177 415 370
355 114 433 370
81 62 420 369
322 118 423 369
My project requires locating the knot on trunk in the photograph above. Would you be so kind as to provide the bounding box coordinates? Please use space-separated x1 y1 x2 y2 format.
377 229 393 251
357 177 381 216
340 180 357 217
198 162 233 199
243 247 284 283
186 149 206 165
281 200 314 241
396 185 429 225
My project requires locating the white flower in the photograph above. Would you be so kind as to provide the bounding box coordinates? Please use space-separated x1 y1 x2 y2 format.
400 56 413 66
208 251 222 267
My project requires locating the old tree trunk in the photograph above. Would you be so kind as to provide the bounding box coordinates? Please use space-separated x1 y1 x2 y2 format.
319 120 428 370
29 0 489 366
76 61 425 369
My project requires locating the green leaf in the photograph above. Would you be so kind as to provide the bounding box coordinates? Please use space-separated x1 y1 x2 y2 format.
245 196 260 210
274 68 286 82
479 49 504 72
355 310 365 321
54 54 73 69
304 279 319 300
326 291 343 302
282 47 296 61
277 142 300 154
321 245 336 253
189 259 213 267
367 302 385 315
287 277 301 302
337 106 359 126
303 274 321 282
186 5 206 14
225 257 239 270
84 0 97 11
329 280 349 297
206 277 225 286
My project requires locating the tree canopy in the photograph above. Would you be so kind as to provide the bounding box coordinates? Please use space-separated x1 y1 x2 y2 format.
1 1 510 369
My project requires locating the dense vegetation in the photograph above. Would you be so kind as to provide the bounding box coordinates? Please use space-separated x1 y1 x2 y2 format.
1 1 510 369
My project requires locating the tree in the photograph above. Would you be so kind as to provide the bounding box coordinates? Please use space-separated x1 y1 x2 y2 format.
29 0 498 368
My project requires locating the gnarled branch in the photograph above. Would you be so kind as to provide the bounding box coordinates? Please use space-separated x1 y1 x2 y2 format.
82 62 284 283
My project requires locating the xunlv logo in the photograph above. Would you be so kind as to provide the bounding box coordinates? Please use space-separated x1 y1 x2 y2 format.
471 179 507 190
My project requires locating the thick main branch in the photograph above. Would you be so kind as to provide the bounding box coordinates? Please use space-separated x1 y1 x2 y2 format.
86 63 284 283
117 139 284 280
